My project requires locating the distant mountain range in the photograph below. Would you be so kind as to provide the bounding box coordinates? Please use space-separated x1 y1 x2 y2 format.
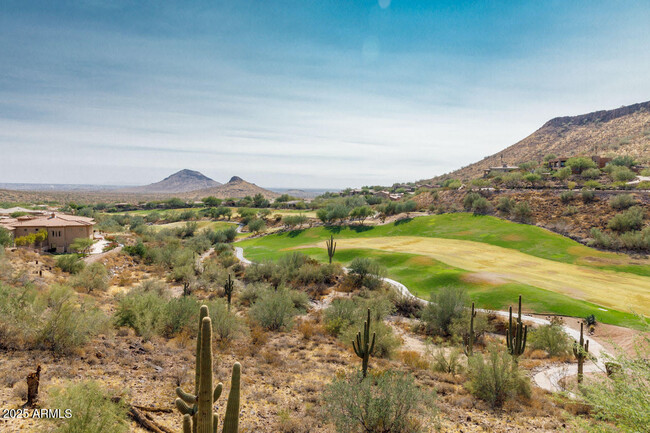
119 169 221 193
433 100 650 181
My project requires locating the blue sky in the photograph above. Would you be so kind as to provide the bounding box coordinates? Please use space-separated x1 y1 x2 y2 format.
1 1 649 188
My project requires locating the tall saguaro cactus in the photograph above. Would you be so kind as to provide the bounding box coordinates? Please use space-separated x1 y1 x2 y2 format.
174 305 242 433
464 302 476 356
573 322 589 384
325 235 336 264
224 274 234 310
506 295 527 359
352 308 376 378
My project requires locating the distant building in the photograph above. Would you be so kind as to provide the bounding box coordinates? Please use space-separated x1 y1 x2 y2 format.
547 156 612 171
5 213 95 253
483 163 520 178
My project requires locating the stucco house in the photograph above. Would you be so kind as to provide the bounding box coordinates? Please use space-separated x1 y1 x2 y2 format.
6 213 95 253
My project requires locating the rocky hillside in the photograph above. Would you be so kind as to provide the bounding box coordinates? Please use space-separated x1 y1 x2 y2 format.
434 100 650 181
121 169 221 193
184 176 279 200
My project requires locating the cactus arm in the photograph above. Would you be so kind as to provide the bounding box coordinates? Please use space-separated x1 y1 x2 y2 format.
176 398 195 415
369 332 376 355
213 383 223 401
213 413 218 433
177 387 197 404
183 414 192 433
222 363 241 433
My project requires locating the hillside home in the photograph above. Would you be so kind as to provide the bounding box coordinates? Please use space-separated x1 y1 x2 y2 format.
547 155 612 171
6 213 95 253
483 163 520 178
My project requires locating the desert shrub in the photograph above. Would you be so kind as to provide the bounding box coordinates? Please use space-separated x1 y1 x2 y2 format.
0 249 11 280
563 205 579 216
466 345 531 408
47 380 128 433
496 197 514 214
322 370 437 433
238 282 266 306
421 287 468 336
581 188 595 203
71 262 109 293
159 296 199 338
0 227 12 247
584 180 602 189
528 319 571 357
463 192 482 211
295 262 342 286
502 172 523 188
323 298 357 336
136 279 169 296
553 167 572 180
391 292 424 317
35 285 107 354
114 289 167 340
56 254 85 274
560 191 575 203
247 218 266 234
611 155 636 167
574 322 650 432
348 257 387 290
471 197 493 215
249 287 299 331
566 157 596 173
608 206 645 233
123 241 147 258
581 168 601 179
589 228 621 250
430 347 463 374
206 298 245 341
449 309 491 345
609 194 636 210
611 166 637 182
619 229 650 251
510 201 533 223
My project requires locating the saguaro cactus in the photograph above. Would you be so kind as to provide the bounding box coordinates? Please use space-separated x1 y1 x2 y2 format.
464 302 476 356
325 235 336 264
224 274 234 310
573 322 589 384
174 305 242 433
506 295 527 359
352 308 375 378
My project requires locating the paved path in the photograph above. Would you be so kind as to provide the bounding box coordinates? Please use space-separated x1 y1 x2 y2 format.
235 245 611 394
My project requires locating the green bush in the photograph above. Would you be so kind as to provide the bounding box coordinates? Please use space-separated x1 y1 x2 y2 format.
323 370 437 433
323 298 357 336
609 194 637 210
56 254 85 274
581 168 601 179
610 155 636 167
589 228 621 250
581 188 595 203
341 318 400 359
0 227 12 247
159 296 199 338
249 287 299 331
114 289 167 340
496 197 514 214
71 262 109 293
560 191 575 204
421 287 468 336
608 206 645 233
553 167 572 180
206 298 245 341
528 319 571 356
466 345 531 408
348 257 387 290
47 380 128 433
430 347 463 374
0 284 107 354
611 166 637 182
471 197 493 215
566 157 596 173
510 201 533 223
463 192 482 211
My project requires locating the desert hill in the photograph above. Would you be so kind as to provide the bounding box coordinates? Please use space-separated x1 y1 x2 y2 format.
184 176 279 200
434 100 650 181
120 169 221 193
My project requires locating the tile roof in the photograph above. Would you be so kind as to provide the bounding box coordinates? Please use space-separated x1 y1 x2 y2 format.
7 213 95 228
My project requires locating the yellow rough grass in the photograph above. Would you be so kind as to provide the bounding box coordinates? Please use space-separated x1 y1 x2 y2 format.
330 236 650 316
